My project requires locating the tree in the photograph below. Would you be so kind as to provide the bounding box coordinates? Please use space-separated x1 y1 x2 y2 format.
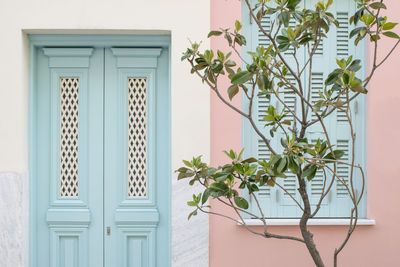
176 0 400 266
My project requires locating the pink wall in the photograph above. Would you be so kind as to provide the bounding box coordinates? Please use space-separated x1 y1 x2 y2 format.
210 0 400 266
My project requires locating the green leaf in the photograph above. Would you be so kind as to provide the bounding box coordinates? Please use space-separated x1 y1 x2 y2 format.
177 167 191 175
178 172 194 180
276 35 290 44
325 69 342 85
383 31 400 39
187 201 197 207
210 182 229 193
324 150 345 160
287 27 295 39
287 0 302 10
235 20 242 31
208 31 222 38
188 209 198 220
278 12 289 27
349 27 363 39
217 50 225 60
350 84 368 94
250 184 259 193
263 114 275 122
383 22 398 31
234 196 249 209
202 188 211 205
225 60 236 67
259 74 270 90
231 71 253 85
301 165 317 181
288 156 299 174
346 56 353 66
369 2 387 10
238 148 244 160
277 156 287 173
183 160 193 168
242 157 257 164
225 32 233 46
228 84 239 100
347 60 362 72
342 73 350 85
223 149 236 160
214 173 229 182
336 58 346 69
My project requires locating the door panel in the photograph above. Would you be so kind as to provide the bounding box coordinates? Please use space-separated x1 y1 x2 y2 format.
33 46 170 267
104 48 161 267
36 47 104 266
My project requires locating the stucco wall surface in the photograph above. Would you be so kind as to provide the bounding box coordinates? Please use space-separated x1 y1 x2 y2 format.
0 0 210 266
210 0 400 267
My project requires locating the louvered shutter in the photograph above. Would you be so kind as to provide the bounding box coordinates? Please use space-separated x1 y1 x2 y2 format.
245 5 305 218
243 0 366 218
245 12 276 218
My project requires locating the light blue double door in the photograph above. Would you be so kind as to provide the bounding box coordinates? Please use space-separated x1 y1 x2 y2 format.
33 46 170 267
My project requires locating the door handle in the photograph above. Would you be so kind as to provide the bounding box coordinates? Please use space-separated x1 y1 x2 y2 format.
107 226 111 236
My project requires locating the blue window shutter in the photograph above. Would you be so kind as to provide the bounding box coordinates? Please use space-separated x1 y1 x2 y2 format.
242 0 366 218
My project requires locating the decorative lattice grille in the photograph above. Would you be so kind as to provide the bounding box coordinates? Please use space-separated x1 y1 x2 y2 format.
128 78 147 197
60 78 79 198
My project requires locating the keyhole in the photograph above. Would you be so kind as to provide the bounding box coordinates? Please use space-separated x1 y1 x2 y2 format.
107 226 111 236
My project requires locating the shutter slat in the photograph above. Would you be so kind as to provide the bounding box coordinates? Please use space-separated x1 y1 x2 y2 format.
337 12 349 57
284 19 298 56
312 39 324 56
282 75 297 121
311 170 324 197
310 73 324 120
258 15 272 46
257 140 271 198
336 140 350 197
283 175 297 196
258 97 270 122
337 94 348 123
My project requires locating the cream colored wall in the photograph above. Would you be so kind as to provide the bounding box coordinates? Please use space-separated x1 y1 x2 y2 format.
0 1 210 266
0 0 210 172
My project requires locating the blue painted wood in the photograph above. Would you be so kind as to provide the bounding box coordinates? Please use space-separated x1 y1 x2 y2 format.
241 0 367 218
104 47 170 267
43 48 94 68
30 35 171 267
111 48 162 68
34 47 104 266
50 228 88 267
46 208 91 226
60 236 78 267
114 209 159 227
29 34 171 48
122 229 154 267
130 238 143 267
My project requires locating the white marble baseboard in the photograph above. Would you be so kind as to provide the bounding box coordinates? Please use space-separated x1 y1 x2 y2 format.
0 172 23 267
0 171 209 267
172 173 208 267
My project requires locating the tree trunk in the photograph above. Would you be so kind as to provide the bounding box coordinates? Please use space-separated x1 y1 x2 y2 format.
297 174 325 267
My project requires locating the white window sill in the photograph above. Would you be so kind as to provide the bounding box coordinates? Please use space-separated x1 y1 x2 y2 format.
241 218 376 226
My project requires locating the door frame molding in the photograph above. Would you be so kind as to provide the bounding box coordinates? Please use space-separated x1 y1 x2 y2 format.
28 34 171 267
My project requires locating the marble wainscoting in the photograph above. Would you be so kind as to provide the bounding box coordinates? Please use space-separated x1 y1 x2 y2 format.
0 171 208 267
0 172 23 267
172 173 209 267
